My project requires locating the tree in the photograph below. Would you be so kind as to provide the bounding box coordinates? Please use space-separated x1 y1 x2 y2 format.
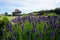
54 8 60 15
5 12 8 16
38 10 45 15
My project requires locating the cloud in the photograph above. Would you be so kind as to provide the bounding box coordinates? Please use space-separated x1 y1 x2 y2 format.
0 0 60 13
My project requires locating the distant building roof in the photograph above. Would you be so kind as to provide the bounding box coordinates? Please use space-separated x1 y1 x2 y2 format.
13 9 21 13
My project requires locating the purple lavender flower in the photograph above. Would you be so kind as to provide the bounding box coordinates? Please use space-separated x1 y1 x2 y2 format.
37 18 40 23
47 16 52 21
39 32 43 38
44 25 47 31
32 25 36 33
13 31 17 40
22 17 25 23
42 17 46 21
17 16 22 22
49 21 52 25
32 21 35 26
50 31 55 38
22 24 24 31
14 31 17 38
6 23 12 32
33 25 36 28
9 36 12 40
27 30 30 40
11 18 17 23
52 27 55 31
1 30 4 34
14 37 16 40
1 30 4 39
27 30 30 36
32 28 36 33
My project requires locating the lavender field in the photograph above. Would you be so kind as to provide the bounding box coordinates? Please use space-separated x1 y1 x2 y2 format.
0 16 60 40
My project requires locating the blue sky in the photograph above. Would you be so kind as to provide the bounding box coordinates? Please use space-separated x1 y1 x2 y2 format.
0 0 60 14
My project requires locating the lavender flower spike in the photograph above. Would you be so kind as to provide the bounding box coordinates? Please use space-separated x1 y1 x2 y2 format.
22 24 24 31
50 31 55 38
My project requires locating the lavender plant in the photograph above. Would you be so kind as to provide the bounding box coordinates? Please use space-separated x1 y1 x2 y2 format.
1 16 60 40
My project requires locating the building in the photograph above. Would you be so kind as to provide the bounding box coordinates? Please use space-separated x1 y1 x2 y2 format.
12 9 21 16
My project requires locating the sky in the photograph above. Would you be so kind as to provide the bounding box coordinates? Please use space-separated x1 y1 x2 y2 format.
0 0 60 14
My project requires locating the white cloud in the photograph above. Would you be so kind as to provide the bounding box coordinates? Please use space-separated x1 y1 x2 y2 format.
0 0 60 13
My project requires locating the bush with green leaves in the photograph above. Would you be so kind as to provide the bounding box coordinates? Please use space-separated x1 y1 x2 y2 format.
0 16 9 40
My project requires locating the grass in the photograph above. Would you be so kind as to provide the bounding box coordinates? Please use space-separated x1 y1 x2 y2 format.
43 13 57 16
0 16 16 21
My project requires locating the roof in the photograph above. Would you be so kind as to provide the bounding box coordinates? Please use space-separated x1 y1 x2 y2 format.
13 9 21 13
